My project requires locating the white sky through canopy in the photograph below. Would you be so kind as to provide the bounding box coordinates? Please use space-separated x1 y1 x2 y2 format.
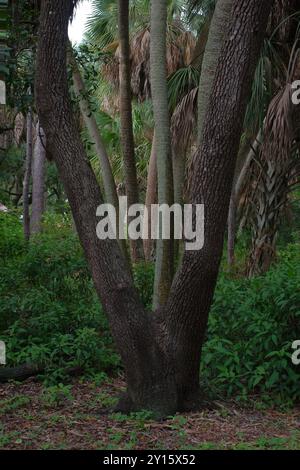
68 0 92 45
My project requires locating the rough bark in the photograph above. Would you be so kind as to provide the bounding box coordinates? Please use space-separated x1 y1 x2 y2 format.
117 0 144 262
150 0 174 308
31 122 46 235
36 0 174 416
157 0 272 406
22 109 33 241
36 0 271 415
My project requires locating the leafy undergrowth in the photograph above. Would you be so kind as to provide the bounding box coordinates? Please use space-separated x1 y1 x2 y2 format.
0 377 299 450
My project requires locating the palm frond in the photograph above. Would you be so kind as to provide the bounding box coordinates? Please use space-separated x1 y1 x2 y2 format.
171 87 198 151
168 65 199 111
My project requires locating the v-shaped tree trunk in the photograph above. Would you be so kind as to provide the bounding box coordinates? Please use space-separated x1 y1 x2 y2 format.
35 0 272 416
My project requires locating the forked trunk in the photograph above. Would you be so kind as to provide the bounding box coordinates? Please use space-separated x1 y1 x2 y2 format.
36 0 271 416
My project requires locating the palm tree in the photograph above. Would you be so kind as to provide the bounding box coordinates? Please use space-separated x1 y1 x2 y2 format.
150 0 174 308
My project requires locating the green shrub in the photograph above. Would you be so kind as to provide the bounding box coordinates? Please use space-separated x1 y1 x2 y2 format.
0 214 120 382
1 213 299 405
201 242 300 406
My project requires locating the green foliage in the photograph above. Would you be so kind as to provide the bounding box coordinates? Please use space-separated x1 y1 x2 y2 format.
0 213 120 382
0 395 30 416
133 261 154 309
1 213 299 405
201 242 300 406
41 384 73 408
0 212 24 260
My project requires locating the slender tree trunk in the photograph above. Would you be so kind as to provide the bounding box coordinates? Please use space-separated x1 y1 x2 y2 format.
227 129 262 265
68 48 119 211
23 109 33 241
150 0 174 308
31 122 46 235
143 132 157 261
197 0 233 142
173 149 185 205
68 48 128 258
190 13 212 70
36 0 271 416
117 0 143 262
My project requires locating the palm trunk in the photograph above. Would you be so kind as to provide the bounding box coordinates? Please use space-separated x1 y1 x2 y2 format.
36 0 271 416
150 0 174 308
31 122 46 235
23 109 33 241
143 132 157 261
117 0 143 262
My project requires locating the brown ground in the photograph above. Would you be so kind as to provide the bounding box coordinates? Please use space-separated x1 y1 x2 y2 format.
0 376 299 450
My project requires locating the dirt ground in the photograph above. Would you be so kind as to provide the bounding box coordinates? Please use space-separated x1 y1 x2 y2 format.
1 376 299 450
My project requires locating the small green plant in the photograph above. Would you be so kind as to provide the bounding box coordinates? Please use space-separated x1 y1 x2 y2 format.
0 395 31 416
41 384 74 408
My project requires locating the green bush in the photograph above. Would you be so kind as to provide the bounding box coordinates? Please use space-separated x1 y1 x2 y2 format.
201 242 300 406
0 212 299 405
0 213 120 382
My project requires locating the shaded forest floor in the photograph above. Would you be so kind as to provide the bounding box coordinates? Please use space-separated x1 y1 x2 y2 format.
0 377 299 450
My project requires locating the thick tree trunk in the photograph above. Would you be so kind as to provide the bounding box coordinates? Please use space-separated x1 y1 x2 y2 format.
157 0 272 406
23 109 33 241
143 132 157 261
150 0 174 308
31 122 46 235
36 0 176 416
36 0 271 416
117 0 144 263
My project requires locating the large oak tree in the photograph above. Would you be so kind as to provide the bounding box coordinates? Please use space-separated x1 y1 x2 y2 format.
35 0 272 416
